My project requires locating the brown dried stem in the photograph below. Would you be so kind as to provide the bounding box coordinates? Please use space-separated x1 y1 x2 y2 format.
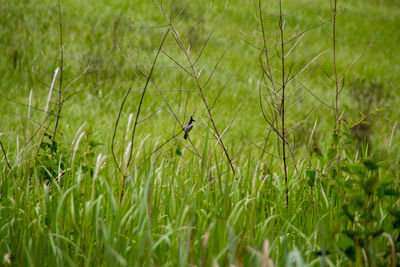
152 0 236 174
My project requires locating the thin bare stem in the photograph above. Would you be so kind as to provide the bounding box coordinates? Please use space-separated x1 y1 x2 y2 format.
0 94 59 117
117 44 204 163
333 0 340 133
51 0 64 156
259 0 279 107
111 87 131 174
210 77 232 110
243 134 281 159
0 139 12 170
126 30 170 168
153 0 236 174
298 81 334 110
286 50 329 85
278 0 289 208
117 30 169 201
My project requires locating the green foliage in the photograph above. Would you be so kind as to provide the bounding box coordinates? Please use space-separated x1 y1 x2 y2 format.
0 0 399 266
338 154 399 265
36 133 67 182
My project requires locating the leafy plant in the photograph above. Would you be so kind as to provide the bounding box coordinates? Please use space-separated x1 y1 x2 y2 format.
337 142 400 265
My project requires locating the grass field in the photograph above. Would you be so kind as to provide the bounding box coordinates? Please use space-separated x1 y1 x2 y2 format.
1 0 400 266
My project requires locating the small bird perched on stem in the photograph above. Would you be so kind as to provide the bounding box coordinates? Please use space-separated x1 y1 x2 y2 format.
183 116 195 139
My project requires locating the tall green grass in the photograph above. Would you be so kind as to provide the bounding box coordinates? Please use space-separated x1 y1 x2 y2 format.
1 0 399 266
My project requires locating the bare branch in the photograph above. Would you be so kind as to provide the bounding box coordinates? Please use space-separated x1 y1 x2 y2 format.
210 77 232 110
243 134 282 159
285 33 305 58
128 30 170 168
298 81 334 110
51 0 64 155
333 0 340 133
286 50 329 85
153 0 236 174
0 94 59 117
111 87 131 174
0 138 12 170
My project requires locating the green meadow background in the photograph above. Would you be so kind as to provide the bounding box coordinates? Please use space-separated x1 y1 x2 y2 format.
1 0 399 266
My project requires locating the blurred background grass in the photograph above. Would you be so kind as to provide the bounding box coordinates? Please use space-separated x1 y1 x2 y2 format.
1 0 400 265
1 0 399 154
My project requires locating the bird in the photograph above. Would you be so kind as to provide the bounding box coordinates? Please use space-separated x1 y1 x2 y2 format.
183 116 195 139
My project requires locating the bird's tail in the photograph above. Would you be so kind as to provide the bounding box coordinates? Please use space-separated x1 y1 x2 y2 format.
184 132 188 139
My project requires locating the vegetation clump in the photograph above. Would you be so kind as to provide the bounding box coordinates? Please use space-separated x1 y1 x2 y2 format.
1 0 399 265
